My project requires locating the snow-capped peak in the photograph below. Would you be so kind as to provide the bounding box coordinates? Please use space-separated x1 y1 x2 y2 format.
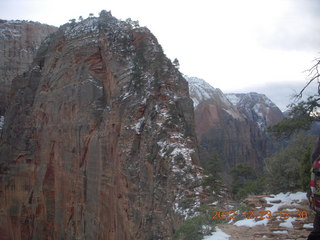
185 75 243 119
185 76 216 107
226 92 284 130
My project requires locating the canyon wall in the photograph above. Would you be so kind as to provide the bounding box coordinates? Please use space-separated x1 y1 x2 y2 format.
0 19 57 115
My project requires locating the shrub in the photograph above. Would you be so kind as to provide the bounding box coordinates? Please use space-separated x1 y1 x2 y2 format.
231 163 265 199
173 211 219 240
264 133 316 193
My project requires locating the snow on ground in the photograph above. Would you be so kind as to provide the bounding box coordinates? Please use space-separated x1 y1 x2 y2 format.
264 192 307 212
203 227 230 240
232 192 307 228
272 230 288 234
234 218 269 227
203 192 309 239
304 223 313 229
238 192 306 228
279 217 296 228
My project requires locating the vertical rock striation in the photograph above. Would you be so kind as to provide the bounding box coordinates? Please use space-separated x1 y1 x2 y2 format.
186 76 283 172
0 19 57 115
0 12 203 240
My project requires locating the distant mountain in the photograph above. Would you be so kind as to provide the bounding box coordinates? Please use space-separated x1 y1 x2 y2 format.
186 76 282 173
226 92 284 130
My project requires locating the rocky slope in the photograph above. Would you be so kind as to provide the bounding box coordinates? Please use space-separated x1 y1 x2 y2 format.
0 12 205 240
226 92 284 131
186 76 282 172
0 19 57 116
207 192 313 240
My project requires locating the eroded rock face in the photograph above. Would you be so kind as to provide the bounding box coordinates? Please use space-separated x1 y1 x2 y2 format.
186 77 281 171
0 12 203 240
226 92 284 131
0 19 57 115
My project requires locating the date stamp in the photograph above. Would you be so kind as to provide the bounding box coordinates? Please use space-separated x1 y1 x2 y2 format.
212 210 308 220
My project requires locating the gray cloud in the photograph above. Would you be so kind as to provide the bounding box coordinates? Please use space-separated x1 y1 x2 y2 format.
257 0 320 51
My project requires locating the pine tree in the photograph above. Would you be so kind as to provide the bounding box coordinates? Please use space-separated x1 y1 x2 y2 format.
173 58 180 69
268 58 320 139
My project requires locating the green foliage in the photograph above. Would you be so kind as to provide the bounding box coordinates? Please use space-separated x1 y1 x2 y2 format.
147 155 154 164
132 40 147 90
264 60 320 194
231 163 256 180
236 203 251 213
265 62 320 192
68 19 76 25
153 69 161 89
173 206 221 240
267 116 312 139
164 103 181 127
173 215 208 240
231 204 251 222
300 146 312 191
152 51 167 89
232 177 266 199
231 163 265 199
264 133 316 193
136 41 147 66
268 96 320 139
173 58 180 69
202 150 222 191
180 198 195 210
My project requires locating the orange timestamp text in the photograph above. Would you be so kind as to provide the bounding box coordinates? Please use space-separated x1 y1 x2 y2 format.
212 210 308 220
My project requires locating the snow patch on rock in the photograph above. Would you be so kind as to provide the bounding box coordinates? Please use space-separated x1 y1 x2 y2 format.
186 76 243 120
0 116 4 129
185 76 216 107
226 92 283 130
132 117 145 135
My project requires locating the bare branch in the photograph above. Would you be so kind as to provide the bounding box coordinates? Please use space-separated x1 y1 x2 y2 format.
298 57 320 98
297 74 320 98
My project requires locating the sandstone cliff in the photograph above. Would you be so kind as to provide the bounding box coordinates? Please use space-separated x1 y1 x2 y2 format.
186 76 281 172
0 12 204 240
0 19 57 116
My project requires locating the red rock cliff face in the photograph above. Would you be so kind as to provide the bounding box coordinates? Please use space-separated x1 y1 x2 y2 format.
194 100 266 170
0 12 203 240
0 20 57 115
186 77 281 172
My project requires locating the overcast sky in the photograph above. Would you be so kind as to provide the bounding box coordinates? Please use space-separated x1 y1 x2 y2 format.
1 0 320 110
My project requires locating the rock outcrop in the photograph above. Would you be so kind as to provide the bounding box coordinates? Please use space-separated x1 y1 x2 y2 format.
0 19 57 115
0 12 204 240
186 77 282 172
